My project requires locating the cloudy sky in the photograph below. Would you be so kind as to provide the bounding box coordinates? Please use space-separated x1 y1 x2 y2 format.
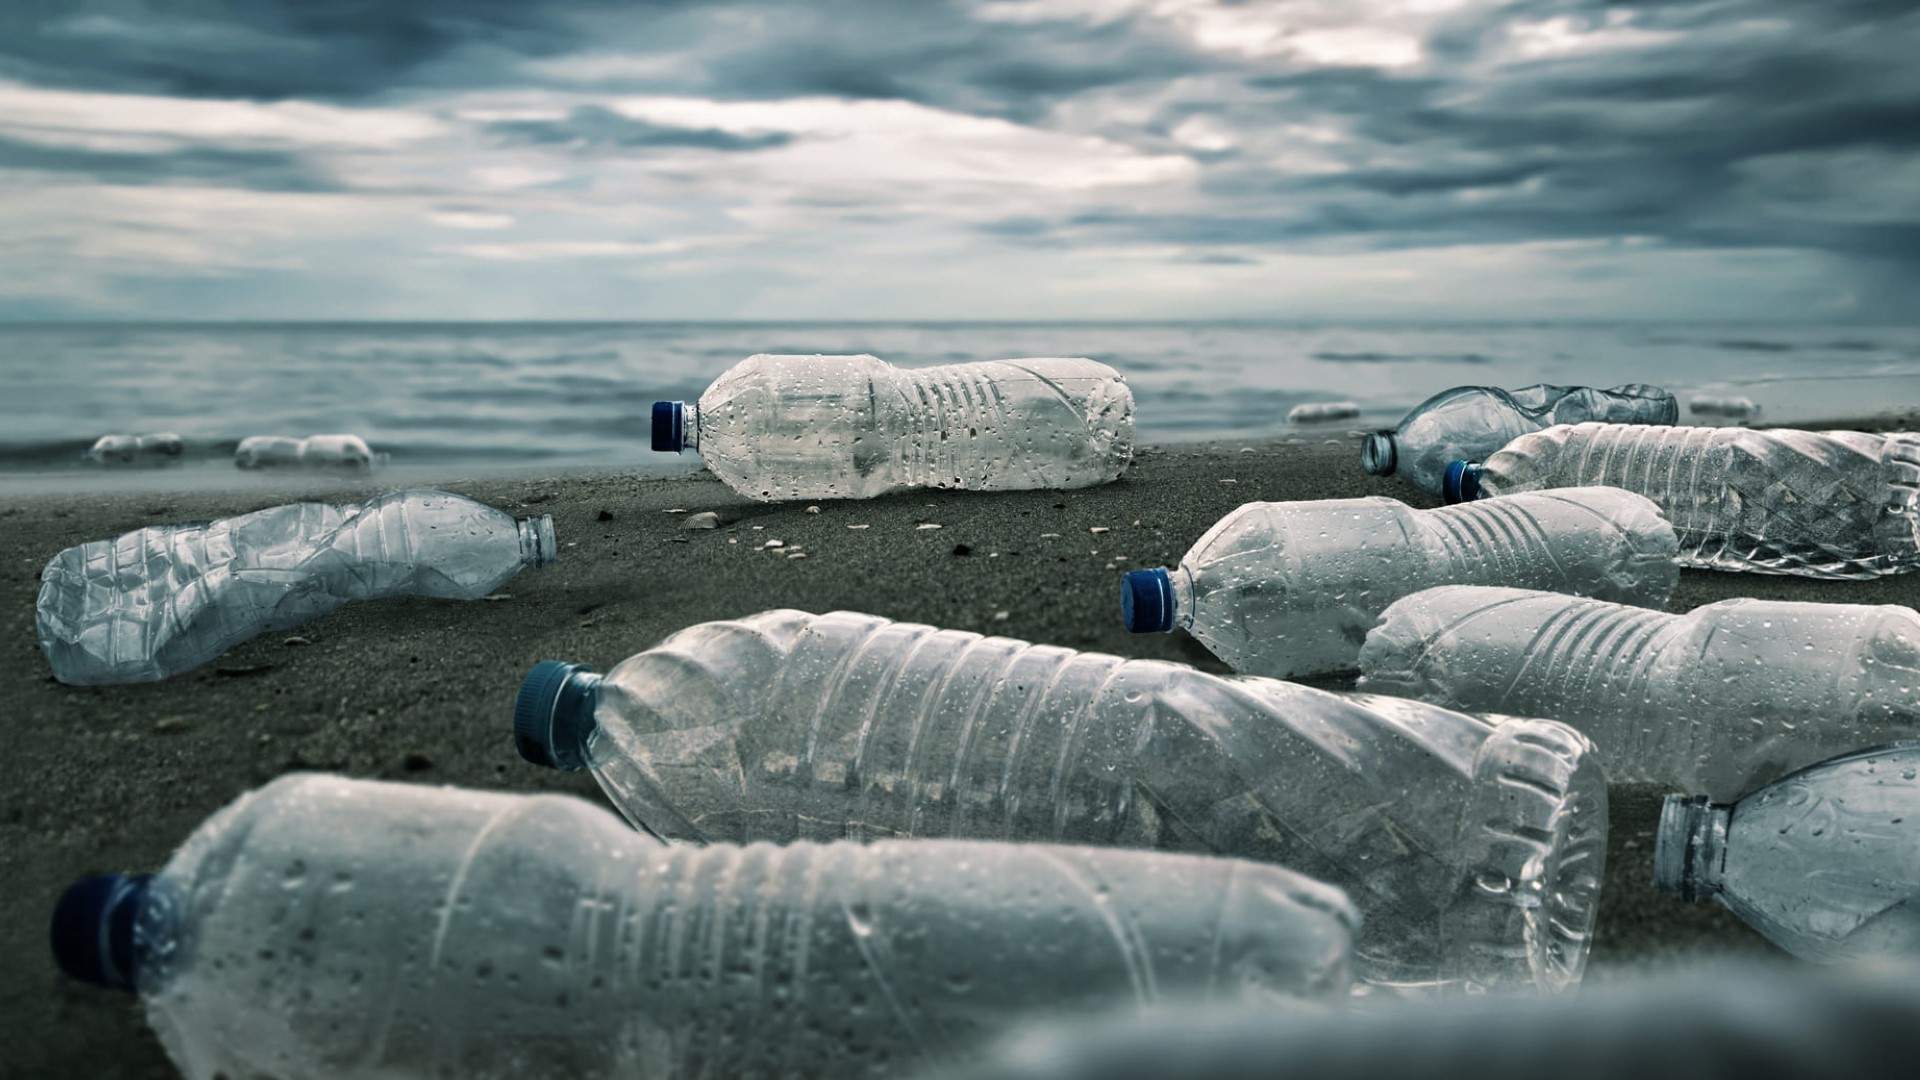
0 0 1914 321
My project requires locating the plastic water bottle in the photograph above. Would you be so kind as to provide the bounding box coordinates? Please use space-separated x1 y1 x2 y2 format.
1360 384 1676 496
1358 585 1920 801
651 354 1134 501
1444 423 1920 579
1286 402 1359 424
514 610 1609 998
37 488 556 685
235 433 376 469
1655 742 1920 963
50 774 1360 1080
1120 489 1677 679
86 432 184 465
1690 394 1759 421
925 964 1920 1080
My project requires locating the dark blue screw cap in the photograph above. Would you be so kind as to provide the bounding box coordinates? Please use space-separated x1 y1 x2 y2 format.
1122 568 1177 634
651 402 685 453
1443 461 1482 504
514 661 603 772
52 872 151 991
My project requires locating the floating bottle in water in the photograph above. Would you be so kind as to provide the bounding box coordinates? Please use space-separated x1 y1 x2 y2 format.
37 489 555 685
50 773 1359 1080
1656 742 1920 963
1444 423 1920 579
1121 489 1677 679
1361 384 1676 497
651 354 1134 501
514 610 1608 998
1358 585 1920 801
86 433 184 466
235 433 377 469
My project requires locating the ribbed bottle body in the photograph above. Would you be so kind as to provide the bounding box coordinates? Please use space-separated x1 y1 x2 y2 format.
692 355 1134 501
1359 586 1920 800
137 775 1356 1080
36 489 548 684
1476 424 1920 578
584 611 1608 997
1376 384 1675 496
1172 490 1676 678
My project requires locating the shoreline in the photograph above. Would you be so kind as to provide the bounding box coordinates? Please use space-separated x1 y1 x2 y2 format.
8 428 1916 1073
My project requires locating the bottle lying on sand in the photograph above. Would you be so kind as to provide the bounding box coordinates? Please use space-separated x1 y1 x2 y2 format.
1656 742 1920 963
1358 585 1920 801
650 354 1134 501
1121 489 1677 679
51 774 1359 1080
1443 424 1920 579
86 433 184 465
235 433 377 469
1361 384 1676 497
37 489 555 685
514 610 1609 999
923 963 1920 1080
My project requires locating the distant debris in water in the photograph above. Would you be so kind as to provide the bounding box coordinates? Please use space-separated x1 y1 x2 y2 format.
235 433 378 470
1287 401 1361 424
1689 394 1759 419
85 433 183 466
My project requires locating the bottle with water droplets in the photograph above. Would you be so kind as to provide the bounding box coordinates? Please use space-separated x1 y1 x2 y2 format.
514 610 1609 999
651 354 1134 501
1446 423 1920 579
1656 742 1920 963
1362 384 1675 496
37 488 556 684
51 774 1359 1080
1359 585 1920 801
1121 489 1677 679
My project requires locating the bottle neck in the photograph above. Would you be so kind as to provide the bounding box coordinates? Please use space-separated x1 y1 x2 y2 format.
518 515 557 568
1172 564 1196 631
1653 794 1730 903
1361 432 1397 476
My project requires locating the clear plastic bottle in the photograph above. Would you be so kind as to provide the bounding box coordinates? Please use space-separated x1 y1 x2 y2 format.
37 488 555 685
50 773 1360 1080
86 432 184 465
1360 384 1676 496
514 610 1609 998
1445 423 1920 579
1358 585 1920 801
235 433 376 469
1120 489 1677 679
651 354 1134 501
1655 742 1920 963
925 963 1920 1080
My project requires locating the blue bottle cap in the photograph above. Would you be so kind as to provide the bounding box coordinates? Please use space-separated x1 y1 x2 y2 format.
514 660 602 771
1442 461 1482 504
651 401 685 453
51 872 151 991
1122 568 1177 634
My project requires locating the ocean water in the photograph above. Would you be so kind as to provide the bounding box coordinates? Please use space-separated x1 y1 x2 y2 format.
5 321 1919 486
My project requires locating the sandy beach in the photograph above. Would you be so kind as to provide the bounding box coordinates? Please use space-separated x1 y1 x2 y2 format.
9 425 1916 1075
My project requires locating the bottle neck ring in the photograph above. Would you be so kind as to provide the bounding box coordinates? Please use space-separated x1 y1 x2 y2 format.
519 515 557 567
1361 432 1396 476
1654 794 1730 903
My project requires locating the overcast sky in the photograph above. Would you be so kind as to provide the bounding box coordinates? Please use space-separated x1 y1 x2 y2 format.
0 0 1914 322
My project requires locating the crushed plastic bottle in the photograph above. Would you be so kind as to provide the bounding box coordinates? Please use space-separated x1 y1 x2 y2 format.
50 773 1360 1080
37 488 555 685
1287 401 1359 424
651 354 1134 501
1444 423 1920 579
235 433 376 469
86 433 184 465
514 610 1609 998
924 963 1920 1080
1121 489 1677 679
1655 742 1920 963
1690 394 1759 421
1361 384 1676 496
1358 586 1920 801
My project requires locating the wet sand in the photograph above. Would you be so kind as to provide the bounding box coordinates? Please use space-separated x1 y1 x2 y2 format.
8 426 1914 1076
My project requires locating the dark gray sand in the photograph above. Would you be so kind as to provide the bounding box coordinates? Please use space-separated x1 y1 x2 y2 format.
7 429 1912 1076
